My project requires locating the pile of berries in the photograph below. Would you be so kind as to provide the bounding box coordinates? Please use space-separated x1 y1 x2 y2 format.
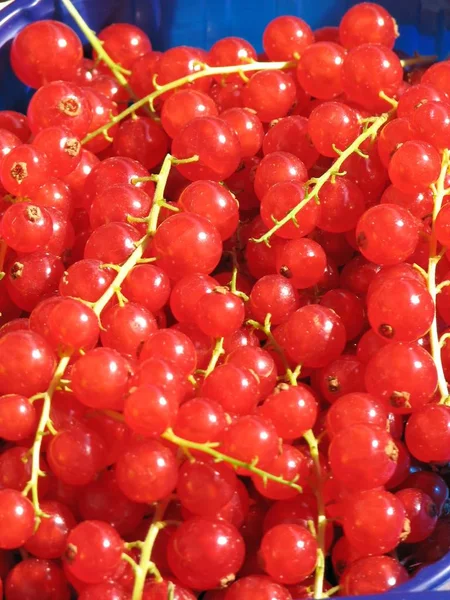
0 1 449 598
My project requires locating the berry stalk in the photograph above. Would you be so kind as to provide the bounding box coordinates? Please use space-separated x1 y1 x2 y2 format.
81 59 294 145
131 499 169 600
161 429 303 493
428 148 450 403
22 355 71 519
22 153 195 516
60 0 134 93
252 104 397 245
246 315 326 598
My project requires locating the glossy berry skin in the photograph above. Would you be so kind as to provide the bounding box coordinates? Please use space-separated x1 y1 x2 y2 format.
0 110 30 142
253 444 310 500
167 517 245 590
124 384 177 437
368 277 434 343
254 151 308 201
113 117 170 170
405 404 450 462
47 426 105 486
196 290 245 338
263 115 319 169
356 204 419 265
139 328 197 376
89 183 152 231
174 397 227 444
5 252 64 312
83 156 154 207
260 524 317 584
401 471 449 516
154 46 210 96
84 222 141 264
225 576 292 600
0 489 35 549
249 275 300 325
33 126 81 177
1 203 53 253
0 144 49 196
71 348 131 410
260 384 317 439
396 488 438 543
365 342 437 414
172 117 240 181
0 393 36 441
263 16 314 61
24 501 76 559
100 302 157 358
260 181 320 239
276 238 327 289
64 520 123 584
5 559 70 600
47 297 99 352
27 81 92 138
0 127 21 158
161 89 218 138
201 364 259 415
60 259 115 302
340 556 408 596
325 392 387 439
377 118 417 168
329 425 397 490
0 330 56 397
317 178 364 233
341 44 403 112
308 102 360 157
11 20 83 88
116 441 178 503
283 305 346 368
436 203 450 247
79 582 129 600
242 71 296 123
421 61 450 96
123 264 171 314
297 42 346 100
339 3 398 49
177 459 237 516
345 489 407 556
208 36 257 72
221 107 264 158
153 213 222 280
178 180 239 241
389 140 441 194
96 23 152 70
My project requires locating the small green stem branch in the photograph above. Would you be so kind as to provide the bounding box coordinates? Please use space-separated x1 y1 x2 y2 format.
22 355 71 519
199 337 225 378
248 315 326 597
23 153 183 518
429 149 450 403
252 106 396 245
161 429 303 493
81 59 294 145
131 500 169 600
304 430 327 599
61 0 134 95
247 315 300 385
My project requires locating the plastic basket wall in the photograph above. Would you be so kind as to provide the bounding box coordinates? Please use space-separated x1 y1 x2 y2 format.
0 0 449 597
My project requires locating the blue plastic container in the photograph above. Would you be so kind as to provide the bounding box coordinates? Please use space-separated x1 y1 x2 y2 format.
0 0 449 598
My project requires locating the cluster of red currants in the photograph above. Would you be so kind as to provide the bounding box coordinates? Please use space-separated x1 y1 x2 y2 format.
0 1 449 599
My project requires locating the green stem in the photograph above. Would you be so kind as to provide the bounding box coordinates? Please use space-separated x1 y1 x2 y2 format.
200 337 225 378
252 107 396 245
60 0 134 96
22 355 71 519
161 429 303 493
430 149 450 403
131 500 169 600
81 60 294 145
304 430 327 599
